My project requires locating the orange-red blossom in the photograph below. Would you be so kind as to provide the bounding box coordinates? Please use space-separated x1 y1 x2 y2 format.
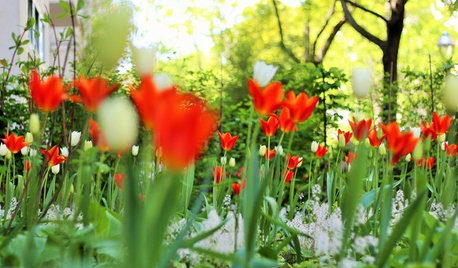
420 112 452 141
29 70 67 112
283 91 319 123
2 134 28 154
248 79 284 116
349 117 372 141
381 122 419 165
315 144 328 158
260 115 279 137
72 76 119 112
41 145 67 166
218 131 239 151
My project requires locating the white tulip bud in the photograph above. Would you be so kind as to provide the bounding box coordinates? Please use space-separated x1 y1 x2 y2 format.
21 146 29 156
411 127 421 138
29 113 40 134
220 156 227 165
437 133 446 143
70 131 81 147
412 141 423 161
98 97 138 151
443 74 458 112
378 143 386 155
229 157 236 167
338 133 346 147
61 147 69 157
132 46 157 75
253 61 277 87
0 144 8 156
6 150 12 159
259 145 267 156
441 141 448 151
29 149 37 157
311 141 319 152
275 145 284 156
84 140 93 151
297 157 303 167
25 132 33 143
51 164 60 175
132 145 139 156
405 154 412 162
351 68 372 98
154 73 173 91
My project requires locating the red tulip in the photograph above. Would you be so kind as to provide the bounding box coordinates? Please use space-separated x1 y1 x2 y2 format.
2 134 28 154
337 129 352 145
218 131 239 151
247 79 284 116
232 182 241 195
283 91 319 123
345 152 357 165
444 143 457 156
212 166 228 184
24 160 31 172
381 122 419 164
420 112 452 140
349 117 372 141
41 145 67 166
29 70 67 112
315 144 328 158
115 173 125 190
284 169 294 183
368 128 385 147
89 119 110 152
425 157 435 169
286 153 302 170
259 114 279 137
265 147 276 160
72 76 119 112
278 107 297 133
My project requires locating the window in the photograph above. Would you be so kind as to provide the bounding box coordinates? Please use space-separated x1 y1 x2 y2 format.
28 0 45 61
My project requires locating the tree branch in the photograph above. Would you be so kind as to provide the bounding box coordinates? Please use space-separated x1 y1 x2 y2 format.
272 0 300 63
346 0 388 23
315 18 346 63
340 0 386 49
312 0 337 58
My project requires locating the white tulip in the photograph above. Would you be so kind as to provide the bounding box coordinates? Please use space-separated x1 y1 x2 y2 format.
443 74 458 112
405 154 412 162
0 143 8 156
70 131 81 147
154 73 173 91
311 141 319 152
21 146 29 156
441 141 448 151
84 140 93 151
98 97 139 151
6 150 12 159
411 127 421 138
378 143 386 155
259 145 267 156
253 61 277 87
275 145 284 156
352 68 372 98
61 147 69 157
132 145 139 156
220 156 227 165
297 157 303 167
51 164 60 175
29 113 40 134
29 149 37 157
229 157 236 167
25 132 33 143
338 133 346 147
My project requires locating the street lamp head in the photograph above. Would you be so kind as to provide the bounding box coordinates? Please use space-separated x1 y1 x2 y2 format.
438 31 455 59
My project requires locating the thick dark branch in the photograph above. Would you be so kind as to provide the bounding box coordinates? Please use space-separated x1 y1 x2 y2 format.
312 0 337 58
340 0 386 49
272 0 300 63
346 0 389 23
316 18 346 63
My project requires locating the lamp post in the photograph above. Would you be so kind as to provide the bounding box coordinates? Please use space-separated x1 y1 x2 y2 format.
437 31 455 60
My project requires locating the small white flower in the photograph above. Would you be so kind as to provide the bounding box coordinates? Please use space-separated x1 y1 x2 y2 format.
154 73 173 90
61 147 69 157
443 74 458 112
132 145 139 156
352 68 372 98
84 140 93 151
259 145 266 156
411 127 421 138
229 157 236 167
311 141 319 152
253 61 277 87
70 131 81 147
29 149 37 157
21 146 29 156
51 164 60 175
0 144 8 156
220 156 227 165
275 145 284 156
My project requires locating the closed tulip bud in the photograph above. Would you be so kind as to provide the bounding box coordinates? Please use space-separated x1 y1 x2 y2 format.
338 133 346 147
412 141 423 161
220 156 227 165
311 141 319 152
0 143 8 156
437 133 446 143
411 127 421 138
378 143 386 155
98 97 138 151
424 138 431 152
154 73 173 91
351 68 372 98
229 157 236 167
21 146 29 155
405 154 412 162
70 184 74 193
29 149 37 157
253 61 277 87
441 141 448 151
61 147 69 157
84 140 93 151
51 164 60 174
368 149 373 158
259 145 267 156
275 145 284 156
29 113 40 134
443 74 458 112
25 132 33 143
132 145 139 156
70 131 81 147
6 150 12 159
297 157 303 167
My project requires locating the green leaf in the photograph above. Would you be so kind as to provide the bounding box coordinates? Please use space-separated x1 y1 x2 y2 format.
77 0 86 11
26 18 35 30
